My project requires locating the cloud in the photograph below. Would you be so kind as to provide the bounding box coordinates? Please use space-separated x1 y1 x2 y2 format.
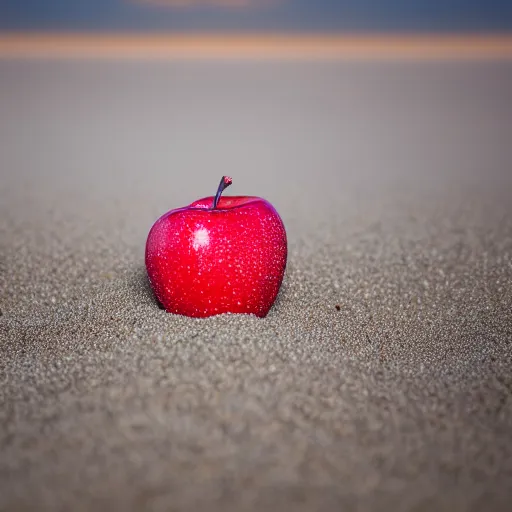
133 0 276 7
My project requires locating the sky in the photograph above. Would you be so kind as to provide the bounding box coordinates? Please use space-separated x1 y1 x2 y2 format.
0 0 511 33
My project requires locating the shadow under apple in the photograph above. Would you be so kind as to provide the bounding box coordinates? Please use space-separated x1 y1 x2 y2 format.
130 265 165 310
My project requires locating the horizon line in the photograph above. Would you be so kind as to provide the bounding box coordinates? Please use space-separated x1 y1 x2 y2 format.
1 33 512 59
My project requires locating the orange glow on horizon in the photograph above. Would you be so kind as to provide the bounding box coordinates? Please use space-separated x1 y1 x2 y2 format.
0 33 511 60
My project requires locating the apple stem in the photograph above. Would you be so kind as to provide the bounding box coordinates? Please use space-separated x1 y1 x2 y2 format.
212 176 233 209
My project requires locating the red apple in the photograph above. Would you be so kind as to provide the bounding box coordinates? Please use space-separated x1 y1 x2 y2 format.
145 176 287 318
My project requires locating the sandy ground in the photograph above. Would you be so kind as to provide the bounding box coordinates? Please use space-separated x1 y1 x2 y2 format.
1 59 512 511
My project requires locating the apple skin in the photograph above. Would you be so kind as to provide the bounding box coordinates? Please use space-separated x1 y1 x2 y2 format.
145 195 287 318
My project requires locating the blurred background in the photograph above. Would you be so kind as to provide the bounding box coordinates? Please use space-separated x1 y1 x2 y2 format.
0 0 511 238
0 0 511 228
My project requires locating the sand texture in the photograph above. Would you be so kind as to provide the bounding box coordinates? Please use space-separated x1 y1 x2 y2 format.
1 60 512 511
